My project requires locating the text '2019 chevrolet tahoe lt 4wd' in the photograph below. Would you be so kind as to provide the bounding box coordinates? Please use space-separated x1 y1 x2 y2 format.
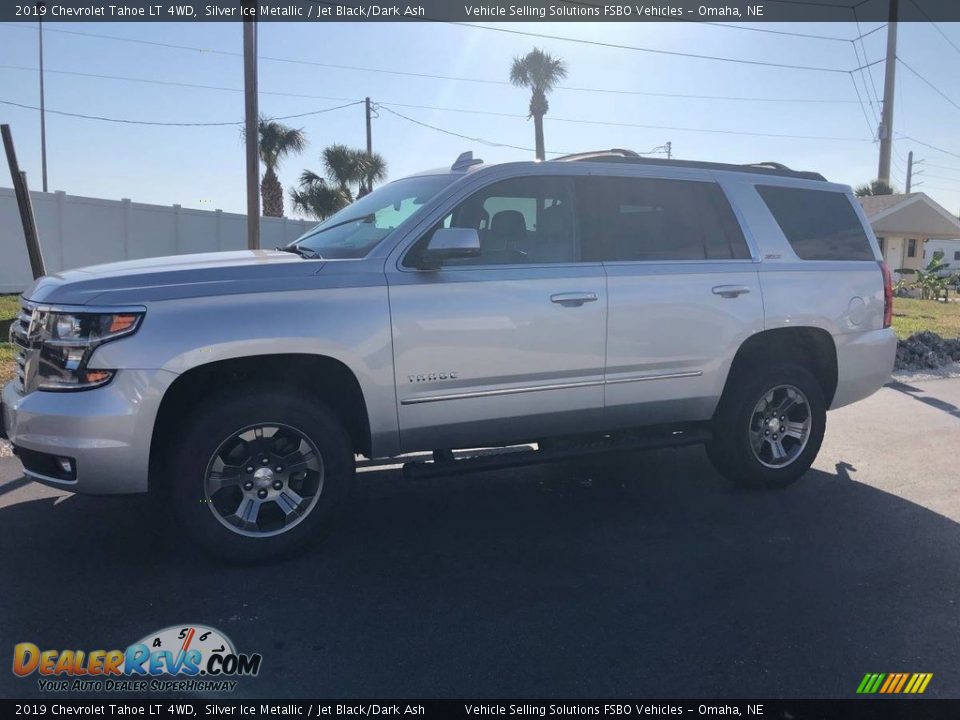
2 150 897 561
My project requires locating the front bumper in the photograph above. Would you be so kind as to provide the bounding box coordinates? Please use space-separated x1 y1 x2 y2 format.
2 369 177 494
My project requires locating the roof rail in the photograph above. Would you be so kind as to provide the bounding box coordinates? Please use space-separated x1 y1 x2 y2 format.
552 148 641 162
553 150 826 181
451 151 483 171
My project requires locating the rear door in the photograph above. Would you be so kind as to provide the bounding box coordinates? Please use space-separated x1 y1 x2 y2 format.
574 172 765 428
386 174 608 452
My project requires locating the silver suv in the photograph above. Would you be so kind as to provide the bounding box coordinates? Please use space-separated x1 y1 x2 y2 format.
2 149 897 561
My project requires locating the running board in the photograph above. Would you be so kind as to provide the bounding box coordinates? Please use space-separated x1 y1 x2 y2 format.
401 424 712 481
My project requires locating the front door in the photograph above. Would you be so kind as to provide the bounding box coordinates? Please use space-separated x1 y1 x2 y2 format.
386 175 607 452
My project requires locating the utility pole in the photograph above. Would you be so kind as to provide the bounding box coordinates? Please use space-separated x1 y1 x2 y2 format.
905 151 923 192
877 0 898 186
243 12 259 250
665 141 672 160
37 3 47 192
364 97 373 195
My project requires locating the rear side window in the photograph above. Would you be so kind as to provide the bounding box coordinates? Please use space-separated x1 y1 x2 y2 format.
576 176 751 262
756 185 874 261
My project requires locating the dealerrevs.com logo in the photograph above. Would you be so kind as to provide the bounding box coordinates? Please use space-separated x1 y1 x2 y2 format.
12 624 262 693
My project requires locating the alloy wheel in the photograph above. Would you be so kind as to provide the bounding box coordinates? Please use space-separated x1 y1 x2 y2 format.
203 423 324 538
748 385 812 469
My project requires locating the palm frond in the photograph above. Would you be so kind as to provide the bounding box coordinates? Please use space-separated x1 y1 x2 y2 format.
258 117 307 171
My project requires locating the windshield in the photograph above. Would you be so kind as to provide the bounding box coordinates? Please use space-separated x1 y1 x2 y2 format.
292 175 454 258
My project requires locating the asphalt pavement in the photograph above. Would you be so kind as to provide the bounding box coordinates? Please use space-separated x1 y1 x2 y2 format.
1 379 959 699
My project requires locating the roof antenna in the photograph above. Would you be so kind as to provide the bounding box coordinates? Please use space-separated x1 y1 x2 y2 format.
452 151 483 171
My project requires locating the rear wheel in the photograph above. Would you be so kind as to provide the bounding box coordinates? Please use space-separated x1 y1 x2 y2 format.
707 364 826 489
168 385 354 562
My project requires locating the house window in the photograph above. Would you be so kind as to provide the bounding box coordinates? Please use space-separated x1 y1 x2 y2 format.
954 251 960 261
877 237 885 253
908 238 917 258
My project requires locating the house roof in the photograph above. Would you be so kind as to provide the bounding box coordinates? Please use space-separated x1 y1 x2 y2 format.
859 193 919 217
858 192 960 239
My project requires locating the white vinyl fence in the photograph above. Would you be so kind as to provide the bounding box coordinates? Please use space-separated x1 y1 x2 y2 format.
0 187 315 294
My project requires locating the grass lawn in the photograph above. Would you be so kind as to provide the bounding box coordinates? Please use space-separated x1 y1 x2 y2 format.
0 294 19 387
892 297 960 340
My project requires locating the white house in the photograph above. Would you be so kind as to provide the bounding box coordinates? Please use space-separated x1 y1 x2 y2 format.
858 192 960 276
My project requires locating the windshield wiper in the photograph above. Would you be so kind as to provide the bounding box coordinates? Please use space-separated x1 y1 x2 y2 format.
305 214 375 235
276 245 322 259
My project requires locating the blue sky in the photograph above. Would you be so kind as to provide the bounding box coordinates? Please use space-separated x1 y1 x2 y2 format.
1 20 959 217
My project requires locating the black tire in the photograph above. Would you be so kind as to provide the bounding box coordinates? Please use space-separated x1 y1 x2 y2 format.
706 363 826 489
168 384 354 563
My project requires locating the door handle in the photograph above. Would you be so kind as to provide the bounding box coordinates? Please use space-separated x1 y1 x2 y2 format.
712 285 751 298
551 292 598 307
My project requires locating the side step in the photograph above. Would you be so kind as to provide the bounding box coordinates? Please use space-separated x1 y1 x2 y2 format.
401 424 712 481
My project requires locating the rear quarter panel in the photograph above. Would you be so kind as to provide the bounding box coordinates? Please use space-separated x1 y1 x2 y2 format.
722 177 892 407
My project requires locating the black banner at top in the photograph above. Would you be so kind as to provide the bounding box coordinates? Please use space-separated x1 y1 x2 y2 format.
6 0 960 23
4 699 960 719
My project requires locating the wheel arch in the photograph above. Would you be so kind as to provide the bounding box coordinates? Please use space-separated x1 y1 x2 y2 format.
149 354 372 490
719 327 839 412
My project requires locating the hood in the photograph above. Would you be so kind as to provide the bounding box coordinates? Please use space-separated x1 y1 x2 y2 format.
25 250 326 306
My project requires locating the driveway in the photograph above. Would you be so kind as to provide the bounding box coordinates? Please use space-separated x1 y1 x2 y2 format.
1 379 959 699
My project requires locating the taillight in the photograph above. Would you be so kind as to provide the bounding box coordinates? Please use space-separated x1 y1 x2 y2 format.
880 261 893 329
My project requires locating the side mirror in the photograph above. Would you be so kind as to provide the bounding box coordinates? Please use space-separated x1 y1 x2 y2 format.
418 228 480 269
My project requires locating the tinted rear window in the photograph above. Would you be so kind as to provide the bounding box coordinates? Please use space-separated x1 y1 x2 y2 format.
576 176 751 262
756 185 874 261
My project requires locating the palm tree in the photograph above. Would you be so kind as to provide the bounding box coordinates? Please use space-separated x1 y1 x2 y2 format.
289 146 387 220
289 172 347 221
322 144 387 198
509 48 568 161
258 118 306 217
357 152 387 198
854 179 896 197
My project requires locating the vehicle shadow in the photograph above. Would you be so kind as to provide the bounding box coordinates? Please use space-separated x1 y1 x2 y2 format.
1 446 957 699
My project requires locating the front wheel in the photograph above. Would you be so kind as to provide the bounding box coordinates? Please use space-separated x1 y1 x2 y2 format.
706 364 826 489
168 385 354 562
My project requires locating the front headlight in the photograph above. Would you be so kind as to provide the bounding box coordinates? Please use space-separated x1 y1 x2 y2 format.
34 310 143 391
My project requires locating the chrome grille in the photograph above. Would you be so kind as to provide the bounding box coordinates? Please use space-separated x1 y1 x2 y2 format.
9 299 36 392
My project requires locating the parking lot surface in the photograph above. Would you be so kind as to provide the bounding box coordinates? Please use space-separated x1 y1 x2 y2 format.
1 379 959 699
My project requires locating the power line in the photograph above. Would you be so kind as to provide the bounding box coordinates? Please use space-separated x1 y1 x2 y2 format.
1 21 859 78
898 135 960 161
849 74 876 139
374 101 524 119
925 162 960 172
0 64 359 103
852 10 883 119
896 56 960 113
848 46 879 132
0 75 870 141
695 22 854 41
0 28 863 105
377 101 870 143
0 62 859 105
545 114 869 142
447 22 852 73
854 23 888 42
378 104 683 157
906 0 960 56
377 104 562 154
0 98 362 126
